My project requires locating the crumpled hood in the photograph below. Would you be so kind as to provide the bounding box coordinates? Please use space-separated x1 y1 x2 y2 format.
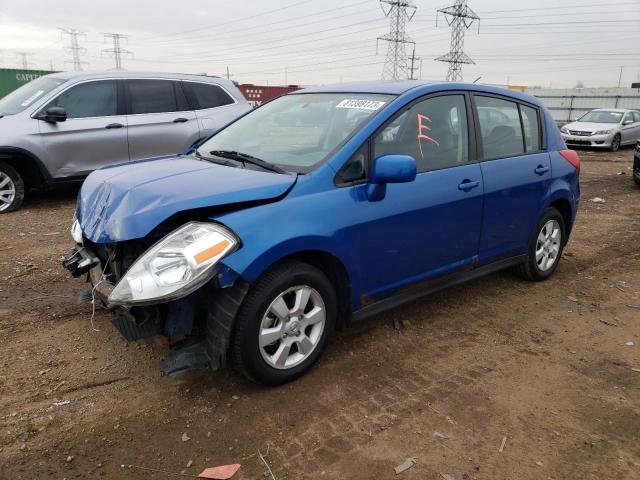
78 155 296 243
563 122 618 132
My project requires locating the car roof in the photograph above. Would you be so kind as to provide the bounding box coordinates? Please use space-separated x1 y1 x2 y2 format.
45 71 225 83
298 80 439 95
295 80 544 107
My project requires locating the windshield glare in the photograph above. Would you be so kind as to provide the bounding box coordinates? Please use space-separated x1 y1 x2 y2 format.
198 93 394 173
0 76 66 116
578 110 624 124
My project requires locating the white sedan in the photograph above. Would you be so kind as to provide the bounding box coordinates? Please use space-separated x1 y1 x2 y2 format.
560 108 640 152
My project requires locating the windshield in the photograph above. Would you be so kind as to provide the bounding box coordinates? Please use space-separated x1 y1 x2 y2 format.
578 110 624 124
0 76 66 116
198 93 394 173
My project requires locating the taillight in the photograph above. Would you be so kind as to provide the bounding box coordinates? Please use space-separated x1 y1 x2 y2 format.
559 149 580 173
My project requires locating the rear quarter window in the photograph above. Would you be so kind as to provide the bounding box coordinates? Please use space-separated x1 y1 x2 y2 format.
183 82 235 110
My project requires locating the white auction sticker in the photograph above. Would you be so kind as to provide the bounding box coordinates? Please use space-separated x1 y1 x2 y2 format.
336 99 386 111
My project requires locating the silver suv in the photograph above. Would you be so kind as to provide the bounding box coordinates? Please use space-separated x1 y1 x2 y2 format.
0 71 251 213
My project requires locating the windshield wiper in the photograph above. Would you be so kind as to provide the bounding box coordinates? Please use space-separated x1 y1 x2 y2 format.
193 149 238 168
209 150 286 174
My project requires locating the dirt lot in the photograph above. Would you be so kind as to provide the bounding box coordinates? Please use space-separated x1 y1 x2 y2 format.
1 148 639 480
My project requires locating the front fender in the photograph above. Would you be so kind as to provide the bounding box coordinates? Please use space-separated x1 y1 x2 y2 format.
220 234 352 285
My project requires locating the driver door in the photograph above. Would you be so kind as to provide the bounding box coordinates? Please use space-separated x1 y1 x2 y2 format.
36 80 129 178
344 93 483 301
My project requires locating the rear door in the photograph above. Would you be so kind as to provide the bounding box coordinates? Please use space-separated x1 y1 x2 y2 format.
36 79 129 178
124 79 199 160
473 94 551 263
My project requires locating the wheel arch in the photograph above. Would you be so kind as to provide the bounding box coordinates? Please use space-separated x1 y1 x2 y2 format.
226 246 354 330
548 197 572 239
0 147 52 191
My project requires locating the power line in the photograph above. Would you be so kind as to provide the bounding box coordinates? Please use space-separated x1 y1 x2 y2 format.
377 0 417 80
102 33 131 70
435 0 480 82
59 28 88 71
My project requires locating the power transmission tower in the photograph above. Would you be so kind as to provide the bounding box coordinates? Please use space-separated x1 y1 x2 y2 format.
435 0 479 82
102 33 131 70
377 0 416 81
408 46 421 80
16 52 34 70
59 28 88 71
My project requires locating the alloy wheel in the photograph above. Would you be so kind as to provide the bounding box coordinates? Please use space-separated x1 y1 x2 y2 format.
258 285 326 370
612 135 621 151
535 219 561 272
0 172 16 212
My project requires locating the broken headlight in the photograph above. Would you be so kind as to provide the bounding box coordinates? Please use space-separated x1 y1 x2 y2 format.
108 222 238 306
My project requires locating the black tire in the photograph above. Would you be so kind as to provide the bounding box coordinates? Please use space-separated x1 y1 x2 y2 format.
0 161 25 214
634 174 640 187
515 207 566 281
231 260 337 386
610 134 621 152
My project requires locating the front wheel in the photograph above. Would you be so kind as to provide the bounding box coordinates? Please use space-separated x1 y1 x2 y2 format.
231 260 336 385
0 161 25 214
516 207 565 281
610 133 621 152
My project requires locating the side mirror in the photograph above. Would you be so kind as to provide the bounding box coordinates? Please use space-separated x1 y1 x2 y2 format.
623 120 633 126
41 106 67 123
366 154 416 201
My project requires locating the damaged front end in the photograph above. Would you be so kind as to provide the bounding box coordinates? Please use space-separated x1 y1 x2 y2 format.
62 222 249 378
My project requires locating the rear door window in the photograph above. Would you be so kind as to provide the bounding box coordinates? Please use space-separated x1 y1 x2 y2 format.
519 104 541 152
45 80 117 118
127 79 179 114
475 96 525 159
183 82 235 110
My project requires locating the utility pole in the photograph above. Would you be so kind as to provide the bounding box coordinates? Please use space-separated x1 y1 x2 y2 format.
102 33 131 70
377 0 416 80
284 67 288 85
617 66 624 88
408 46 420 80
226 66 230 80
435 0 479 82
59 28 88 71
16 52 34 70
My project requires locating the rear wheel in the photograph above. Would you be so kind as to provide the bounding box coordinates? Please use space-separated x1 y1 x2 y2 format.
0 161 25 213
231 260 336 385
610 133 621 152
516 207 565 281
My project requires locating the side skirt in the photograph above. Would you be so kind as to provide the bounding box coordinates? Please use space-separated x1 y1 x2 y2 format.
351 255 527 323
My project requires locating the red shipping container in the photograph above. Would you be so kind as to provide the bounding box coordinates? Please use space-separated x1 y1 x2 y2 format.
238 84 300 107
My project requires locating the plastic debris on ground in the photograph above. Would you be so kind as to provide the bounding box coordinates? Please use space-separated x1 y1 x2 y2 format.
394 458 416 474
197 463 241 479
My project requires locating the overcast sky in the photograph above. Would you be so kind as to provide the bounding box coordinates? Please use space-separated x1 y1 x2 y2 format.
0 0 638 88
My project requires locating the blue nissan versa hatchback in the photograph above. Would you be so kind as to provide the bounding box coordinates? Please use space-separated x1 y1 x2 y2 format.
64 81 580 385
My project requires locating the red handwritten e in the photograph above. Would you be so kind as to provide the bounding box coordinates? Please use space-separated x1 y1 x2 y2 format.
417 114 439 159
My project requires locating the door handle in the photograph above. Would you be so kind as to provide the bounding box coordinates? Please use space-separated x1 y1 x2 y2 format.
534 165 550 175
105 123 123 129
173 117 188 123
458 179 480 191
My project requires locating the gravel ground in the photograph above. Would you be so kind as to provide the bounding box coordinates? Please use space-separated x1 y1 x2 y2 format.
1 147 639 480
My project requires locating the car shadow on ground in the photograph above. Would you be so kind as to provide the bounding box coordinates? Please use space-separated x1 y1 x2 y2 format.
24 184 80 210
